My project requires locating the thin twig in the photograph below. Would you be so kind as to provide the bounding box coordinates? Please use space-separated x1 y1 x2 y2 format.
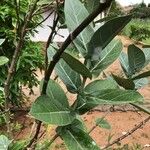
29 9 54 30
14 0 20 34
4 0 39 138
45 12 59 72
25 10 60 150
102 116 150 149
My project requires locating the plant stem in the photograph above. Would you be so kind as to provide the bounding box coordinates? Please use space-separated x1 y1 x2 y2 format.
27 0 113 148
102 116 150 149
4 0 39 137
44 13 59 73
42 0 113 93
14 0 20 34
88 125 98 134
26 11 60 150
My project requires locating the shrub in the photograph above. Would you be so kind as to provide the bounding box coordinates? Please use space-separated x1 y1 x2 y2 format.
121 19 150 43
130 3 150 19
0 0 44 105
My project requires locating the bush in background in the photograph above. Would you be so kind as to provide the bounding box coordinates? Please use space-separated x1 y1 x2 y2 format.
121 19 150 44
130 2 150 19
0 1 44 106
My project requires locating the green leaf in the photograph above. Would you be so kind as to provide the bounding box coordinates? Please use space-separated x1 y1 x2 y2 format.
112 74 135 90
0 135 12 150
47 46 82 93
87 15 131 59
128 44 145 74
96 118 111 130
132 71 150 80
65 0 94 56
76 79 118 114
0 39 5 45
0 56 9 66
134 78 149 89
56 60 82 93
91 40 122 73
85 0 100 14
30 95 75 126
62 52 92 79
77 89 143 114
59 127 100 150
45 79 69 108
119 52 130 77
84 79 118 94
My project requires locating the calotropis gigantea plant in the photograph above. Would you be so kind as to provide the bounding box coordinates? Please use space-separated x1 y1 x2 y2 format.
112 44 150 91
29 0 146 149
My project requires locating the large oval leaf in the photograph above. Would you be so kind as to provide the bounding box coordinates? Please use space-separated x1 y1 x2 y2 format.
87 15 131 59
58 127 100 150
77 89 143 114
30 96 75 126
55 60 82 93
91 40 122 73
41 79 69 108
76 79 118 112
65 0 94 56
0 56 9 66
84 79 118 94
47 46 82 93
62 52 92 79
128 44 145 75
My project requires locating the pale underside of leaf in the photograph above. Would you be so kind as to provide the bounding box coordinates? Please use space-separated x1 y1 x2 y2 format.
91 40 122 72
47 45 81 93
65 0 94 56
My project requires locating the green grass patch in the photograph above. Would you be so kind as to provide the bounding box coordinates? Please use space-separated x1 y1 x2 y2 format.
122 19 150 44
